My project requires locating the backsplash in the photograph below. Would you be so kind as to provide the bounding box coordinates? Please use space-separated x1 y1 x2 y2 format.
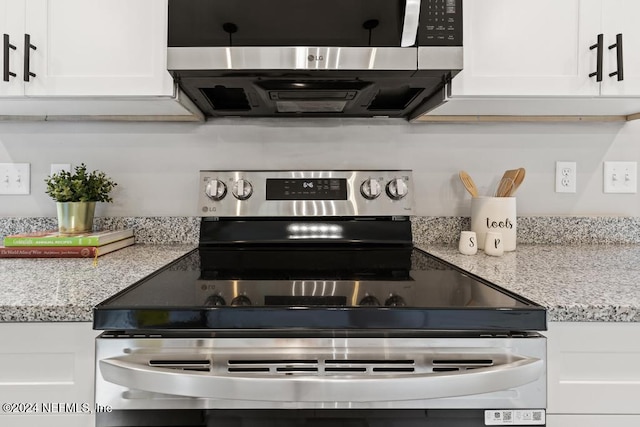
2 216 640 245
2 120 640 218
412 216 640 245
0 217 200 244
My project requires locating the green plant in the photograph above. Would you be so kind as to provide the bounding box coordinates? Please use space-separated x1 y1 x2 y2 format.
45 163 117 202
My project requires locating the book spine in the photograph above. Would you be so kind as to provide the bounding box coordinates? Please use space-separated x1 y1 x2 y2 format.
3 237 99 246
0 247 97 258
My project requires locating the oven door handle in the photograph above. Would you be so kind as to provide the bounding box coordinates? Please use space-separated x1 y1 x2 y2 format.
99 357 543 402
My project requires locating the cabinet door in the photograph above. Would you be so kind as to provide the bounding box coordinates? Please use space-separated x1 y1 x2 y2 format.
23 0 173 97
546 322 640 415
0 0 25 97
600 0 640 95
451 0 601 97
0 322 99 427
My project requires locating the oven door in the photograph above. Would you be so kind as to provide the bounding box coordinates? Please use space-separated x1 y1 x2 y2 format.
95 334 546 426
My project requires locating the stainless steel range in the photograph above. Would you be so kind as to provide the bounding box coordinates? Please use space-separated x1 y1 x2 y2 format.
94 170 547 427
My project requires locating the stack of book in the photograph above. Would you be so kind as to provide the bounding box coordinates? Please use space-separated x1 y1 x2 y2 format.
0 229 135 258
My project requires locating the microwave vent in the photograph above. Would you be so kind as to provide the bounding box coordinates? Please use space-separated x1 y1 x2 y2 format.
202 86 251 111
368 86 424 111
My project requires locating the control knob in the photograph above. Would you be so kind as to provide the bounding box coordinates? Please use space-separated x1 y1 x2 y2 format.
231 295 252 306
204 294 226 306
360 178 382 200
358 294 381 306
385 294 406 307
386 178 408 200
232 179 253 200
205 179 227 201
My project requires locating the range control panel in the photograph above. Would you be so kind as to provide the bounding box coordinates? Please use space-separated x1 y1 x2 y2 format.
199 170 413 217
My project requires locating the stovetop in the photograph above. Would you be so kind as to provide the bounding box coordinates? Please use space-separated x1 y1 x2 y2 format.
93 246 546 332
93 170 546 333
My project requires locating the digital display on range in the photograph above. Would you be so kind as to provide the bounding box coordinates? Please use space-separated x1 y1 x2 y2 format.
266 178 348 200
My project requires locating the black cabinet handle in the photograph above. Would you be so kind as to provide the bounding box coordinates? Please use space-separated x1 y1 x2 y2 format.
608 33 624 81
23 33 37 82
589 33 603 81
3 34 17 82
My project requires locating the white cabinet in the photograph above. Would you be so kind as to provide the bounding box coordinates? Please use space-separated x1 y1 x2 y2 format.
600 0 640 96
421 0 640 119
0 0 201 120
0 322 99 427
24 0 173 97
546 322 640 426
450 0 601 97
2 0 172 97
0 0 24 97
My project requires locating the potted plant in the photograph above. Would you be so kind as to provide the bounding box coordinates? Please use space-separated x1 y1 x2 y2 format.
45 163 118 234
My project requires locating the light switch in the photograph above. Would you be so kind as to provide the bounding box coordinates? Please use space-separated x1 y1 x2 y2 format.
0 163 31 195
603 161 637 194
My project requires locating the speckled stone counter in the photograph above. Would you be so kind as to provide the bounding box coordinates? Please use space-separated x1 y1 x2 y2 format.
418 244 640 323
0 244 195 322
2 242 638 323
2 216 640 323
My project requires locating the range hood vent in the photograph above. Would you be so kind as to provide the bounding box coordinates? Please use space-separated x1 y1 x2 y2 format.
202 86 251 111
369 86 424 111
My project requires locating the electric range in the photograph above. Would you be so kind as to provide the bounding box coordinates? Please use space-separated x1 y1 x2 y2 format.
93 170 547 427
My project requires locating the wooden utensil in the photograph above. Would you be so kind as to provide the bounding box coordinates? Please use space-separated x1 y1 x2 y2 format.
495 177 515 197
458 171 479 197
496 168 521 197
508 167 526 196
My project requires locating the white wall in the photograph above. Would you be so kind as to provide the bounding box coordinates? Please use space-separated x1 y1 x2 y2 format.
0 118 638 218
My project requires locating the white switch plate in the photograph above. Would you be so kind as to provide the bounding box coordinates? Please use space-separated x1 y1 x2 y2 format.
0 163 31 195
555 161 577 193
604 161 637 193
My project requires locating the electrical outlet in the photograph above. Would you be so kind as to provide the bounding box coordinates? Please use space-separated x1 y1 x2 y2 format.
555 161 576 193
0 163 31 195
604 161 637 193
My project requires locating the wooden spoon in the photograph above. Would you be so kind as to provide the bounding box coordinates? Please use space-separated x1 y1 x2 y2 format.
496 168 521 197
508 167 526 196
458 171 479 197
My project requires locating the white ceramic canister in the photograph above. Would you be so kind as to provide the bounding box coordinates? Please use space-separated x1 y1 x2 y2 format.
470 197 517 251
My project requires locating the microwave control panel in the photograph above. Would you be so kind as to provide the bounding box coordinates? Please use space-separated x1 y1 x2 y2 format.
418 0 462 46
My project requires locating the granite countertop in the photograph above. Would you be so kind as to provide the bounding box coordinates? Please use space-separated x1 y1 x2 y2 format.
419 244 640 323
1 240 639 323
0 244 196 322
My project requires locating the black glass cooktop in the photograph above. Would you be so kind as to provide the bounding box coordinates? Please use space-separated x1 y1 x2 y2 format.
93 247 546 332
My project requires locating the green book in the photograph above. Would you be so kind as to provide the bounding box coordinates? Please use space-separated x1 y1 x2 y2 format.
3 229 134 247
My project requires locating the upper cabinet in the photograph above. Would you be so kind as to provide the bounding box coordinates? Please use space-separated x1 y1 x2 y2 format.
600 0 640 96
0 0 23 97
419 0 640 120
0 0 201 120
450 0 600 97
